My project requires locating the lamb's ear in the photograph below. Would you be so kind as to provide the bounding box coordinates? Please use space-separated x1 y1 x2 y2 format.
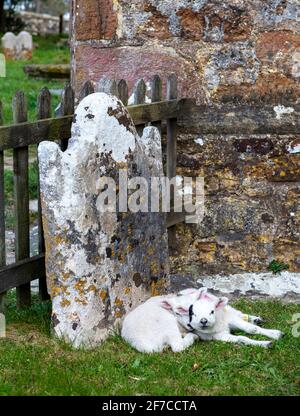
160 300 173 311
178 288 198 296
176 306 189 315
216 297 229 309
197 287 208 300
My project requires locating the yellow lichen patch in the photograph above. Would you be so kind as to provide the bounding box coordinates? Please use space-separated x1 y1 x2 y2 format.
53 234 67 246
99 289 108 302
259 235 271 243
74 279 87 296
124 287 131 295
117 253 125 263
151 278 168 297
75 297 88 305
87 285 97 293
51 287 62 298
195 242 217 263
61 286 71 295
60 299 71 308
62 272 71 281
114 297 123 308
114 311 123 319
151 280 160 297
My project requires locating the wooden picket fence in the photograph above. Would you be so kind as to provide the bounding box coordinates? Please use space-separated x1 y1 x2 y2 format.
1 73 300 310
0 74 181 309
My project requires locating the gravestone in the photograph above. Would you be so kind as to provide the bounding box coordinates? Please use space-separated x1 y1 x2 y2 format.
16 31 33 60
1 33 16 60
0 54 5 77
1 31 33 61
38 93 169 349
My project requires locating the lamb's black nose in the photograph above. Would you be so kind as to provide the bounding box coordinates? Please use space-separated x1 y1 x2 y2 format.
200 318 208 325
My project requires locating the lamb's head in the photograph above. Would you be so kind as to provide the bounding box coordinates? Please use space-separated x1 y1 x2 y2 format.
190 291 229 331
160 288 208 331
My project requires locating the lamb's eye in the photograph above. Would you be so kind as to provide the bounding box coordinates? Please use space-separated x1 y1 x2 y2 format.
211 310 215 315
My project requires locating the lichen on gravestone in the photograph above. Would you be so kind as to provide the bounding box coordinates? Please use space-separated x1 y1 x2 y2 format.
38 93 169 349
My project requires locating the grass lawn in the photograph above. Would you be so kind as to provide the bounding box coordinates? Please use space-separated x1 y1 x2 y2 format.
0 34 70 229
0 292 299 396
0 34 70 124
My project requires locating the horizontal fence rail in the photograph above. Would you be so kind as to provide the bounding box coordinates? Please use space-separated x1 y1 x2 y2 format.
0 101 179 151
178 100 300 135
2 100 300 151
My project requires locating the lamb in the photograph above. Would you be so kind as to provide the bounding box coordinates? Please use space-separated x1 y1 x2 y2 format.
121 291 205 353
183 288 285 348
121 287 284 353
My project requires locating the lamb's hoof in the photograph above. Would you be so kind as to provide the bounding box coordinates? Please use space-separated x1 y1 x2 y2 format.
253 317 264 326
279 331 286 339
270 330 285 340
267 341 274 349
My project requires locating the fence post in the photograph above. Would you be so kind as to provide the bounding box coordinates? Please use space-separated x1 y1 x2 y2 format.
59 14 64 35
166 74 178 252
59 83 75 151
13 91 31 309
96 77 118 95
78 81 95 104
118 79 129 106
37 88 51 301
0 101 5 313
133 79 146 137
151 75 162 134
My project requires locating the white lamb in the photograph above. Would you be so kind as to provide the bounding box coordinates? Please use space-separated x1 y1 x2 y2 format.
121 287 275 353
182 288 285 348
121 292 203 353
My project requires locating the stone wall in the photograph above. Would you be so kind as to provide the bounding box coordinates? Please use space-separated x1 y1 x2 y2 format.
71 0 300 275
18 12 69 35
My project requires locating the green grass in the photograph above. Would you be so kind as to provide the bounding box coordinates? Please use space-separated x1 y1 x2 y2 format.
0 293 299 396
0 34 70 124
0 35 68 228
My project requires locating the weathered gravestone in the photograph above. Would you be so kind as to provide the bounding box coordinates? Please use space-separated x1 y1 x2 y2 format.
38 93 169 348
0 53 5 77
17 31 33 60
1 31 33 60
1 33 16 60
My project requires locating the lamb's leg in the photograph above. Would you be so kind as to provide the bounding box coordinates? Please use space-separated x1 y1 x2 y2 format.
228 306 263 326
230 318 285 340
170 332 198 353
215 332 273 348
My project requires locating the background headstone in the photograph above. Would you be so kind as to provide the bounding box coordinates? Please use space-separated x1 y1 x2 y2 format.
1 33 17 60
16 31 33 60
1 31 33 61
38 93 169 349
0 54 5 78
